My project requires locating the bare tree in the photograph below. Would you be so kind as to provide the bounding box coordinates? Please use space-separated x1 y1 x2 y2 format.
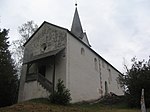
12 20 38 76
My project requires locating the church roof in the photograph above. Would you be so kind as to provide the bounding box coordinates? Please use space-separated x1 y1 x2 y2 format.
23 21 122 75
82 32 91 47
71 6 84 39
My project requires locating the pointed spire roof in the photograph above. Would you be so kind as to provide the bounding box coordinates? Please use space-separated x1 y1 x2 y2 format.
71 5 84 39
82 32 91 47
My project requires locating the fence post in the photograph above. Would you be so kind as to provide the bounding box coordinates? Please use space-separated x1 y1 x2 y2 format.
141 89 146 112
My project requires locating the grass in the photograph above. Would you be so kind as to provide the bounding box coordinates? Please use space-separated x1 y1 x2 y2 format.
0 98 144 112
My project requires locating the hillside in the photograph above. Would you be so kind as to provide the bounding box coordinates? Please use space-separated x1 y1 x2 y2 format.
0 98 141 112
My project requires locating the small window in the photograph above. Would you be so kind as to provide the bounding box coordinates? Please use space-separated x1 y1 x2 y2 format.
81 48 85 55
94 58 98 71
102 60 105 68
108 69 112 81
108 69 112 84
41 43 47 52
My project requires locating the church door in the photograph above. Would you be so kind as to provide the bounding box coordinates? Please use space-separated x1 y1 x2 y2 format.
105 81 108 95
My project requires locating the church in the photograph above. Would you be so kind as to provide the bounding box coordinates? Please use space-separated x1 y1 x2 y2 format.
18 5 123 103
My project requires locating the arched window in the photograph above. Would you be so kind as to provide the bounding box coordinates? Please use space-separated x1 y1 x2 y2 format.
98 59 101 71
116 78 120 89
81 48 85 55
94 58 98 71
109 69 112 80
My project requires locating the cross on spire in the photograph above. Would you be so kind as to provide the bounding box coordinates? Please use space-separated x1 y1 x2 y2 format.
75 0 77 7
75 2 77 7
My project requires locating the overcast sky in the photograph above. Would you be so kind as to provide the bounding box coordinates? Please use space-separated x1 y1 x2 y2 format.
1 0 150 72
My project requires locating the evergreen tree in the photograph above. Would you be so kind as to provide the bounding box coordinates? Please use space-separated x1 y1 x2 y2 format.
0 29 18 107
49 79 71 105
119 57 150 108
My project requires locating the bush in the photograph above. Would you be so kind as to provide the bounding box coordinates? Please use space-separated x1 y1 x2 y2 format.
49 79 71 105
99 94 125 105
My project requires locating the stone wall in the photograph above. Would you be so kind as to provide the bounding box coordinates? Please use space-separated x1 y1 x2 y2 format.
23 23 67 64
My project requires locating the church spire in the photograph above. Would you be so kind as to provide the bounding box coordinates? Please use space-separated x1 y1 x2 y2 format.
71 3 84 39
71 3 91 47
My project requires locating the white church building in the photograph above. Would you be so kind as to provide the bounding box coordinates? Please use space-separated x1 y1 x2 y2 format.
18 5 123 103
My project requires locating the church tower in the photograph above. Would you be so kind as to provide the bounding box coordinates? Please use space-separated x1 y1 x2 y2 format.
71 4 91 47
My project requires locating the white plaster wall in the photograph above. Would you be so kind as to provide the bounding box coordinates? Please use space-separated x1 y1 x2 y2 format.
66 33 123 103
23 81 50 101
67 34 101 102
55 50 67 87
100 63 123 95
107 67 123 95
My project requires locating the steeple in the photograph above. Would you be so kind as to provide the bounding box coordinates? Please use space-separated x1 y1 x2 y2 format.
71 3 91 47
71 4 84 39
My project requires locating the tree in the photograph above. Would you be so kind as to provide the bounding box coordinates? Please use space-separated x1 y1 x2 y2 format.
0 29 18 107
12 20 38 76
49 79 71 105
119 57 150 108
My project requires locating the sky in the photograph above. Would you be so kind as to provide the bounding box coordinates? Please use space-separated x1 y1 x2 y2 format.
1 0 150 73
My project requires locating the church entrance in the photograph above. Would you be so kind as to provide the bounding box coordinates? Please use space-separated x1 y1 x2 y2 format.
105 81 108 95
38 65 46 77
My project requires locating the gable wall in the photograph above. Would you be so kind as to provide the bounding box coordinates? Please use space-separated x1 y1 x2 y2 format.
19 23 68 102
23 23 67 64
